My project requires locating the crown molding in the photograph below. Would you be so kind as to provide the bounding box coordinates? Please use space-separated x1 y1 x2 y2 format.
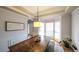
1 6 34 18
65 6 78 14
39 9 65 18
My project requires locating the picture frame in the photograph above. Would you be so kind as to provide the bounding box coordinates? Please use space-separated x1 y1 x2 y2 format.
5 21 25 31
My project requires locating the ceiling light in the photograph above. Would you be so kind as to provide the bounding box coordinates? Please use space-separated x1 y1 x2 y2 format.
33 6 41 27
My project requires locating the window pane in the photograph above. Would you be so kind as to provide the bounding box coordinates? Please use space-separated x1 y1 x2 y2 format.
55 21 61 42
39 23 44 36
46 23 53 37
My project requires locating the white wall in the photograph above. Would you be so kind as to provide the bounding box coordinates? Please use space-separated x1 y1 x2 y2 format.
0 7 28 52
72 7 79 51
61 14 71 40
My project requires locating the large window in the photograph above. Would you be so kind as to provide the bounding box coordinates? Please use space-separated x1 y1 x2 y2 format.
39 20 61 42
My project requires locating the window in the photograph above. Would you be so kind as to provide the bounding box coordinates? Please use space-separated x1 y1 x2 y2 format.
39 20 61 42
46 23 53 37
39 23 45 36
55 21 61 42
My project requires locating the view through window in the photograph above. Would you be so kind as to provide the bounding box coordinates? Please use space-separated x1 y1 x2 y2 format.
39 20 61 42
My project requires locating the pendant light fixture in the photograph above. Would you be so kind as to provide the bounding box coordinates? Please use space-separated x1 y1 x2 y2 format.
34 6 41 27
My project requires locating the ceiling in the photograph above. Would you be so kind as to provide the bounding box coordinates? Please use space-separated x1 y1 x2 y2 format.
3 6 77 22
21 6 66 17
4 6 67 17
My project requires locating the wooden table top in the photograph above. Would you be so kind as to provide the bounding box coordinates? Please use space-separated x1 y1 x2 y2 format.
30 36 50 52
